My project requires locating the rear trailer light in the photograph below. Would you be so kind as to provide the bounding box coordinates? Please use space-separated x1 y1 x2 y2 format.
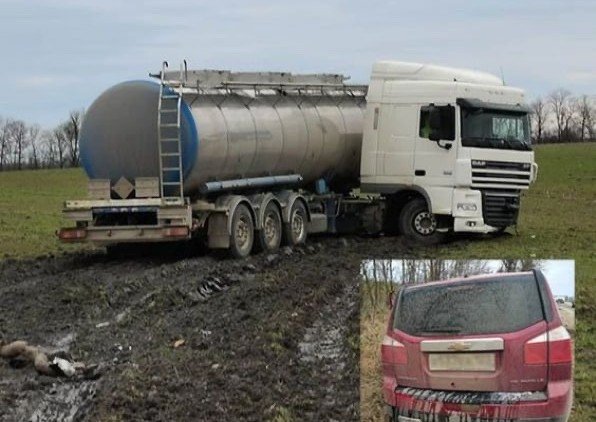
381 335 407 364
524 326 572 365
163 226 189 238
58 228 87 240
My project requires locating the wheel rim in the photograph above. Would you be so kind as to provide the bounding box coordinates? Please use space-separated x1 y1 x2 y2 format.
291 210 305 242
413 211 437 236
235 215 251 250
263 212 279 247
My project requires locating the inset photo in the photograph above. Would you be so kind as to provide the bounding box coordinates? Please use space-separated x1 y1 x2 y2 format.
361 259 575 422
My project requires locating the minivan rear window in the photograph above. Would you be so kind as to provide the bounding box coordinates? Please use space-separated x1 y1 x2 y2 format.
394 274 545 336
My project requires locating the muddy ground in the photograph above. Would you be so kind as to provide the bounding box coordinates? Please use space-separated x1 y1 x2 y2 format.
0 234 437 421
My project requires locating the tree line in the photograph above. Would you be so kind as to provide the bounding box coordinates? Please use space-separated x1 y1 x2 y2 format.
0 110 82 171
531 89 595 143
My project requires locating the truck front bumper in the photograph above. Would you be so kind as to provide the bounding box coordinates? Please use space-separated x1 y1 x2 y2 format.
451 188 521 233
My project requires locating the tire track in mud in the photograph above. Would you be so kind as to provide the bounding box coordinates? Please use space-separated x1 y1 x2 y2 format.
297 281 360 420
0 233 458 421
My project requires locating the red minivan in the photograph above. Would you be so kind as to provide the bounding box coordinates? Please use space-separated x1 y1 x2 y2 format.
381 270 573 422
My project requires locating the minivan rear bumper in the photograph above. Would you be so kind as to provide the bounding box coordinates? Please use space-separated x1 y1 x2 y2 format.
383 378 572 421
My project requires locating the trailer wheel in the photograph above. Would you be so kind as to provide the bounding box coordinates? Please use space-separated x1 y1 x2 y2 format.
229 204 254 258
283 200 307 246
398 198 444 245
255 202 282 252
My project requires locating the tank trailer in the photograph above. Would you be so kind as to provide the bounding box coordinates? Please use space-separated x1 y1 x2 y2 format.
59 61 537 257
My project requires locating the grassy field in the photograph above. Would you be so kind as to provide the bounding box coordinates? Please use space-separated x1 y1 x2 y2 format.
360 143 596 421
0 143 594 419
0 168 90 258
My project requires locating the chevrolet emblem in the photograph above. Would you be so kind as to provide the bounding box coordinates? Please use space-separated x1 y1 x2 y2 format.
447 342 471 351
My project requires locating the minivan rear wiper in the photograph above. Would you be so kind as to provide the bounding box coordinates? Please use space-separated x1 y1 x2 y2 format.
418 327 462 334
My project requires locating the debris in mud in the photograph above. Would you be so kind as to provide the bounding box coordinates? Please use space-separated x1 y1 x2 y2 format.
52 357 76 377
266 254 279 265
173 339 186 348
0 340 97 379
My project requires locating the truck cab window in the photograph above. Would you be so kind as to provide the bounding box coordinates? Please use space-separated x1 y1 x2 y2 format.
419 105 455 141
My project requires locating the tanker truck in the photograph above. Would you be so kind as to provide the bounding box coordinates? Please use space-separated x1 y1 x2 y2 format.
58 60 537 257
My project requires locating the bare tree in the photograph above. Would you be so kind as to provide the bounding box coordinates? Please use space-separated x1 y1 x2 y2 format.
575 95 593 141
548 89 573 142
499 259 542 272
530 98 549 144
0 117 11 171
51 127 68 168
63 110 83 167
39 130 56 167
8 120 28 170
28 125 41 169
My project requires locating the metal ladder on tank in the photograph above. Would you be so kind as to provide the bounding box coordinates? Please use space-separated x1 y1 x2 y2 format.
157 61 185 199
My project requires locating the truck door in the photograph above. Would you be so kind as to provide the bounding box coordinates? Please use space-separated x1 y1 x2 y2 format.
413 104 458 212
379 104 417 183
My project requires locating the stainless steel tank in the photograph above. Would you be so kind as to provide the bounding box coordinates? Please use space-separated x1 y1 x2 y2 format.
79 74 366 195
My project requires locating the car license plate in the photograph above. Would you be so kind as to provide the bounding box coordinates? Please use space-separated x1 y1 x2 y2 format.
397 416 422 422
429 352 496 371
398 416 422 422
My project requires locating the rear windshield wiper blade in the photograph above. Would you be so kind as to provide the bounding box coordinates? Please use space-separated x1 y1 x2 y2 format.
418 327 462 334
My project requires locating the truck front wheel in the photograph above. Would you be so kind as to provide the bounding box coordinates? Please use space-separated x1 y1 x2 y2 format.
398 198 444 245
230 204 255 258
283 201 307 246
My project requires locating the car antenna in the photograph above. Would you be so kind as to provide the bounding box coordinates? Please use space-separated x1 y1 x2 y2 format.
500 66 506 85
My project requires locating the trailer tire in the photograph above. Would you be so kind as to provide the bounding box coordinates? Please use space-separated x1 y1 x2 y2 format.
255 202 282 252
398 198 444 245
283 200 307 246
229 204 255 258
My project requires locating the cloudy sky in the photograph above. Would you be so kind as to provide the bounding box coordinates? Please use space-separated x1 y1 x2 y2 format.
1 0 595 127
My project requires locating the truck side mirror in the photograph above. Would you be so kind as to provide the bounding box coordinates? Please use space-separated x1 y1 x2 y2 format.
428 106 441 141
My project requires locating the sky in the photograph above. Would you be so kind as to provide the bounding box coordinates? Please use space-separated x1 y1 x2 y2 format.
1 0 595 128
486 259 575 297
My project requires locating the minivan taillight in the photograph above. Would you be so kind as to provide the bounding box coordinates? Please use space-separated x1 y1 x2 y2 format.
381 335 407 364
524 326 572 365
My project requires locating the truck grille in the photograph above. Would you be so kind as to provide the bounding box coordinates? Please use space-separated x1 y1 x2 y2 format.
481 191 520 228
471 160 531 190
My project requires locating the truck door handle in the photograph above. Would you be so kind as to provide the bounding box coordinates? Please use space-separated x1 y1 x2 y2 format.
415 170 426 176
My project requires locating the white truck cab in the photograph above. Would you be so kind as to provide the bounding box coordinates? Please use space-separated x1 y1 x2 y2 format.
360 61 537 238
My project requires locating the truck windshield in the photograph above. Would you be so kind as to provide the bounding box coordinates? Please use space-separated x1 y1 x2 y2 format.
461 108 532 151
